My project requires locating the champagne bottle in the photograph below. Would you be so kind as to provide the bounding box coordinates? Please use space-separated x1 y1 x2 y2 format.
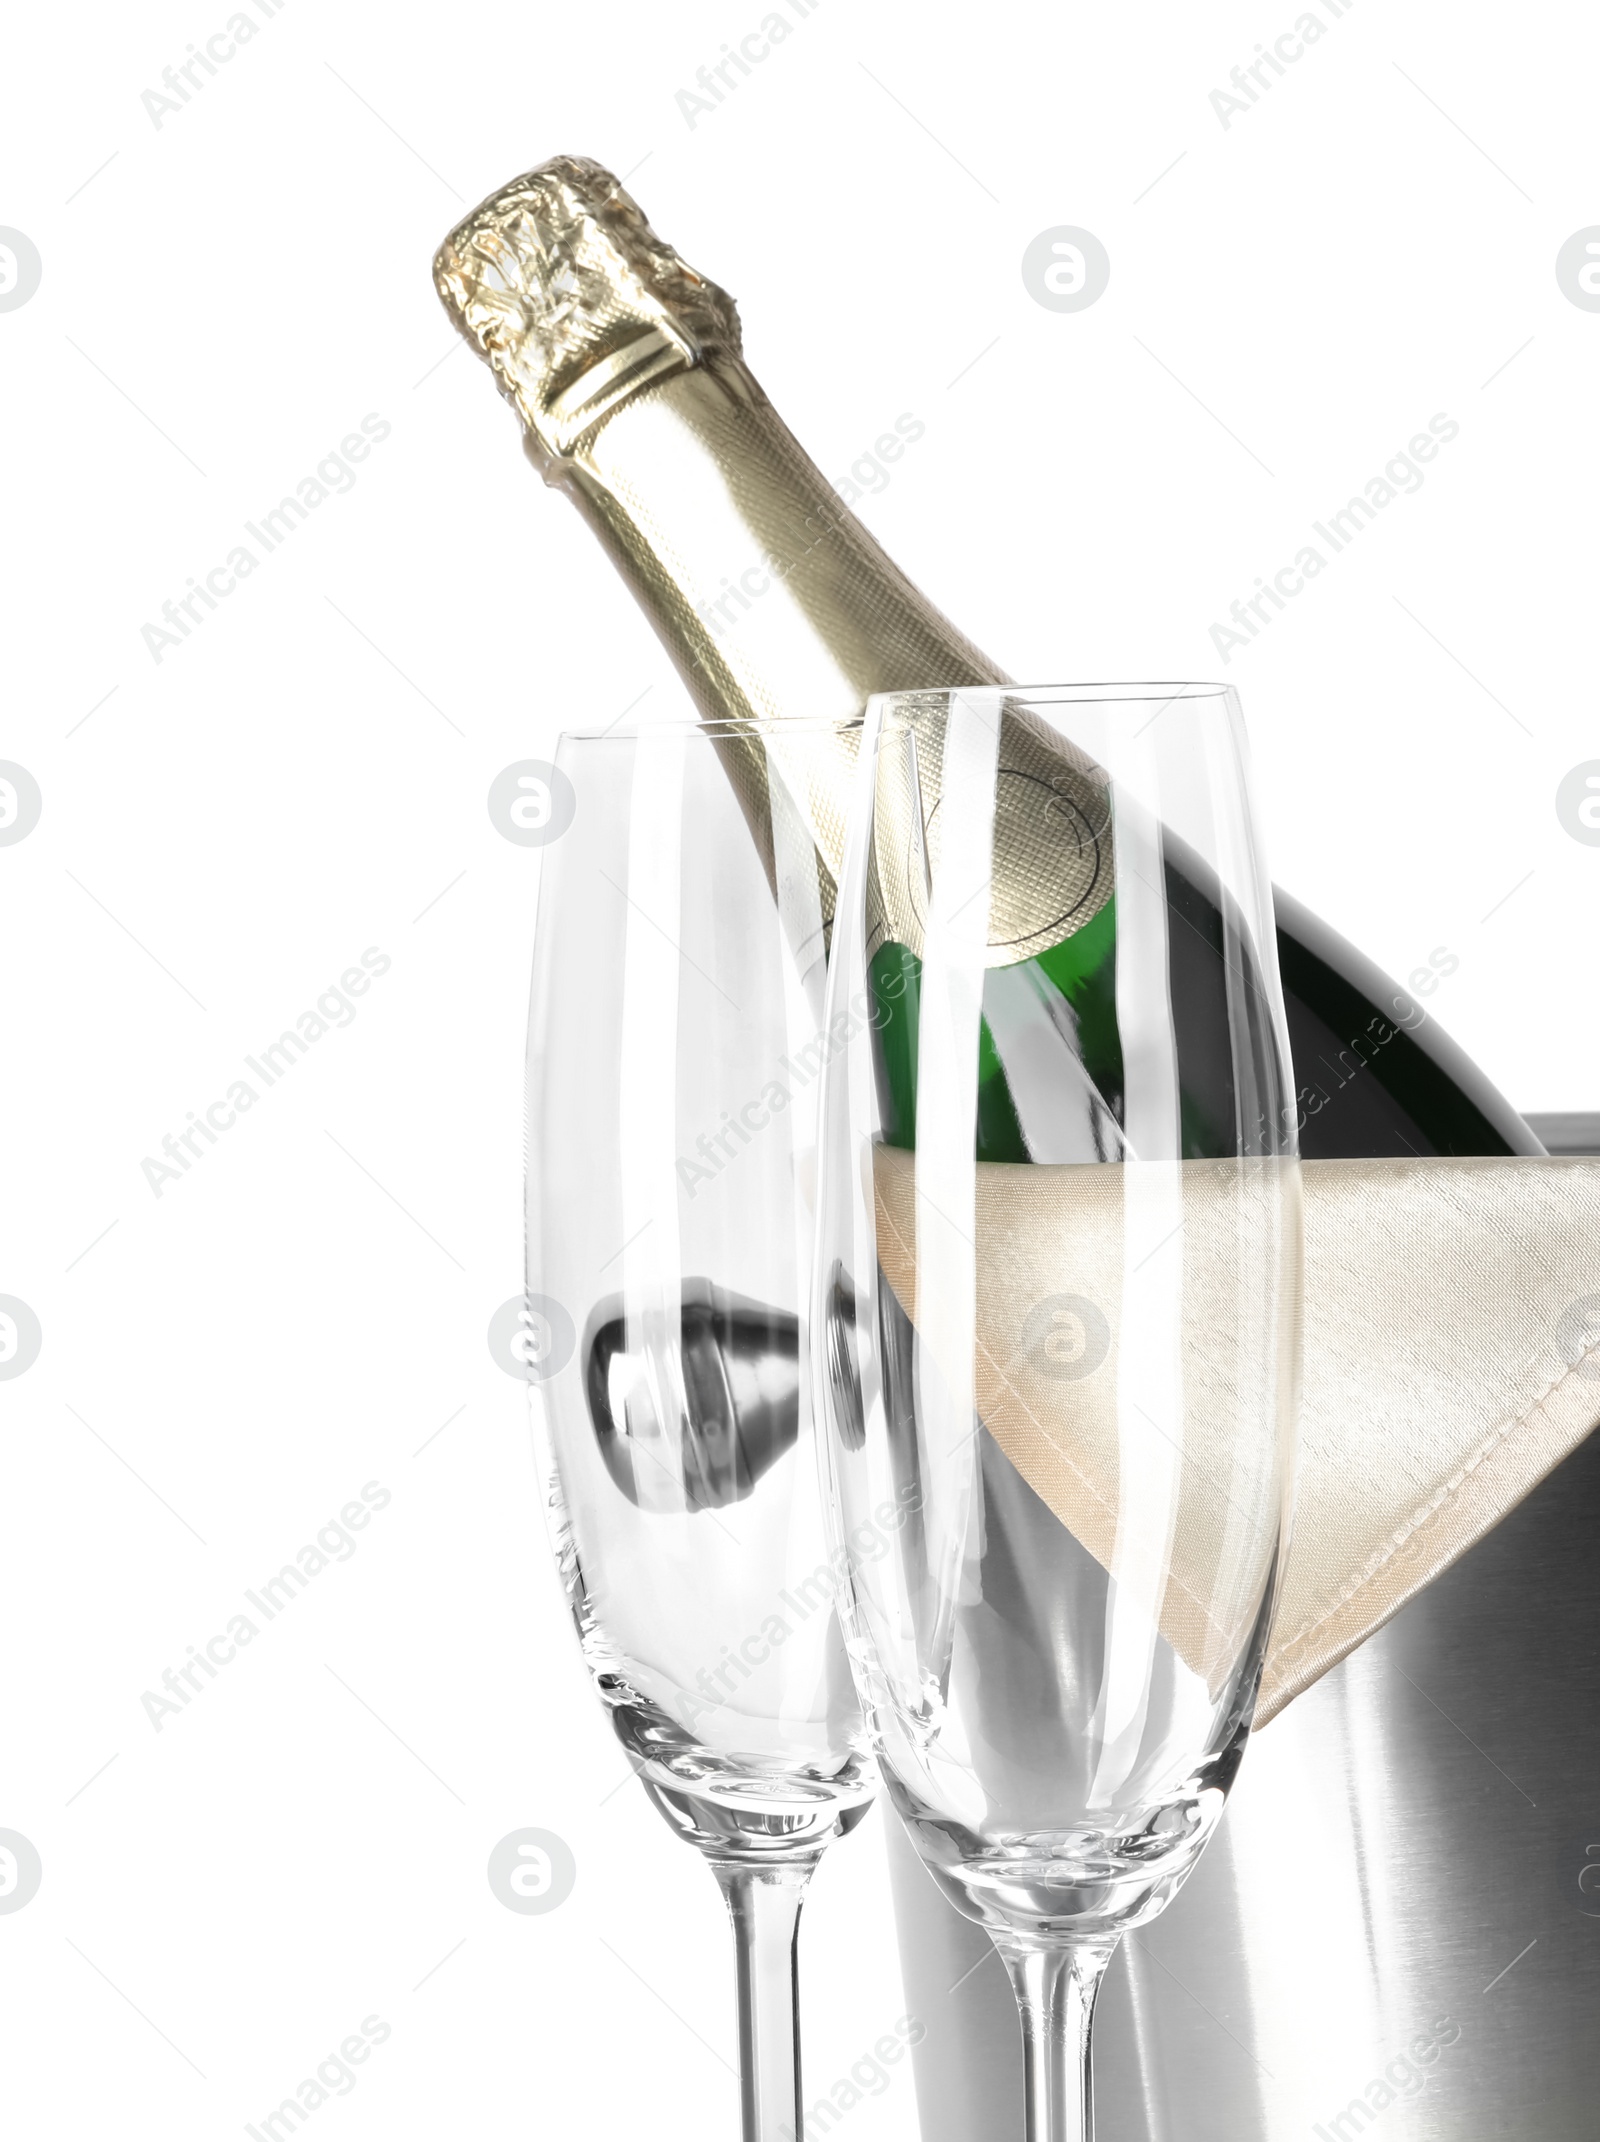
434 156 1537 1163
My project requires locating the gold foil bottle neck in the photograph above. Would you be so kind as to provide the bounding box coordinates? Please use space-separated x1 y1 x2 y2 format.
432 155 743 472
433 156 1115 963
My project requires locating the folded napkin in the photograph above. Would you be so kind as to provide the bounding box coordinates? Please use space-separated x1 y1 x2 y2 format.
872 1148 1600 1724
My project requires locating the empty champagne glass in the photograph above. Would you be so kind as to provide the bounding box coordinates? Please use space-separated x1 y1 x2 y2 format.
526 719 874 2142
813 684 1301 2141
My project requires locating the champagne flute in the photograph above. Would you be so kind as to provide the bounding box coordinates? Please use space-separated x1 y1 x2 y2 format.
526 718 874 2142
812 684 1301 2141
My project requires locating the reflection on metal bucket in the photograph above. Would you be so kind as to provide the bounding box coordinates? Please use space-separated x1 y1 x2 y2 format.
890 1419 1600 2140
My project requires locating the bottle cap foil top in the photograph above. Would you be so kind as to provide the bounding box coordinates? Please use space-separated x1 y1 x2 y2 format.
433 155 742 469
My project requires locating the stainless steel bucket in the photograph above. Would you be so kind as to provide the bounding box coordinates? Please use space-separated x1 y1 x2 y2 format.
888 1113 1600 2141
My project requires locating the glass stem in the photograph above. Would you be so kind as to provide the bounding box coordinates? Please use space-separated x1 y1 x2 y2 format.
712 1859 816 2142
995 1937 1116 2142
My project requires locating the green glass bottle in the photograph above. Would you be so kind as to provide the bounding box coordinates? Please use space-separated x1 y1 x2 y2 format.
435 154 1539 1165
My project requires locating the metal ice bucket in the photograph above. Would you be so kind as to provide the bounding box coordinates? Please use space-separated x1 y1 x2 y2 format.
888 1114 1600 2141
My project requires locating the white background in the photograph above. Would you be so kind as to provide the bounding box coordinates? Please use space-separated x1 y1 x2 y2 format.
3 0 1597 2135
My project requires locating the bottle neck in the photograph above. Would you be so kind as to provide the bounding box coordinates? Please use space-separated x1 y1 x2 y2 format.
533 348 1110 968
555 354 1005 728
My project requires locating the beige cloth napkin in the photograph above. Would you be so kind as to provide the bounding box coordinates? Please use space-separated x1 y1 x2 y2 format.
872 1149 1600 1725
